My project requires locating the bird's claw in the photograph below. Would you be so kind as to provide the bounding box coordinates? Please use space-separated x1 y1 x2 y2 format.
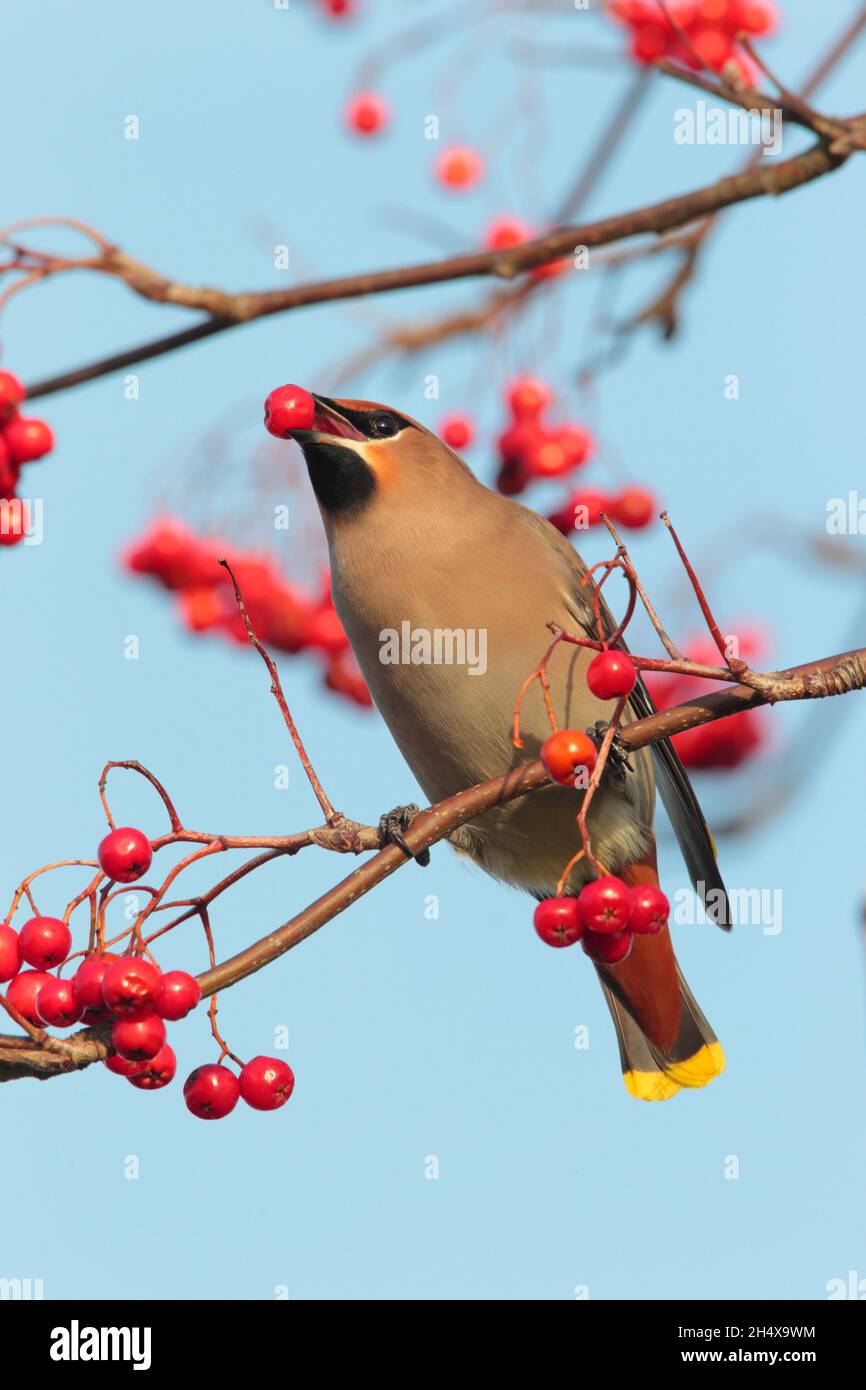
585 721 633 780
378 804 430 866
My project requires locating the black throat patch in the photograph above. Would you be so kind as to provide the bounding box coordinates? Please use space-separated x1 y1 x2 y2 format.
301 440 376 514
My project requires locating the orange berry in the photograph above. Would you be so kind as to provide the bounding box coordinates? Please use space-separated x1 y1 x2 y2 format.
541 729 598 787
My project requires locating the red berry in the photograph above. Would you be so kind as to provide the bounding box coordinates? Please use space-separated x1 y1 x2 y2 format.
346 91 388 136
112 1011 166 1062
497 420 540 463
436 146 483 190
239 1055 295 1110
0 370 25 420
484 215 532 250
630 884 670 936
696 0 732 21
734 0 777 35
552 424 593 469
128 1043 177 1090
528 425 593 477
577 876 634 934
633 22 671 64
611 487 654 529
104 1052 147 1077
101 956 162 1013
36 976 84 1028
179 587 224 634
6 970 53 1026
97 826 153 883
154 970 201 1021
81 1005 110 1025
0 924 21 982
264 383 316 438
495 461 528 496
72 952 119 1009
19 915 71 969
532 252 569 283
581 927 634 965
123 516 221 590
527 433 570 479
324 649 372 707
302 602 349 655
690 25 733 71
673 714 762 770
0 498 29 547
569 488 611 530
3 416 53 464
507 376 551 420
440 414 474 451
319 0 356 17
183 1063 240 1120
541 729 598 786
533 897 584 948
0 434 19 494
547 506 573 536
586 650 637 700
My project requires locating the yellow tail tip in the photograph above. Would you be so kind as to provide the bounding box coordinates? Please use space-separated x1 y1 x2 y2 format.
623 1042 726 1102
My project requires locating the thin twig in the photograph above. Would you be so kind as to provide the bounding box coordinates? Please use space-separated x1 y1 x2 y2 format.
219 559 339 824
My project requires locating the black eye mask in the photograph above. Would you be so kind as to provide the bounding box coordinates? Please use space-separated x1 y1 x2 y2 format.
315 397 414 441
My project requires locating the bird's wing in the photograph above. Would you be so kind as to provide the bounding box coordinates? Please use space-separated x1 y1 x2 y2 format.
624 660 730 929
556 536 730 930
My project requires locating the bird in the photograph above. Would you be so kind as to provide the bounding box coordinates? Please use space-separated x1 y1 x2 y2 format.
287 392 729 1101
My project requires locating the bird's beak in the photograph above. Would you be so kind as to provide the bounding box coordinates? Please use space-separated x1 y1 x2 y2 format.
290 394 367 445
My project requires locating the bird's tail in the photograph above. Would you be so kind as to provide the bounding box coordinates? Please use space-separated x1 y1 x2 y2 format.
586 851 724 1100
599 966 725 1102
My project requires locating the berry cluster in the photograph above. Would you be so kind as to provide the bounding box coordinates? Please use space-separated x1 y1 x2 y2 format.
496 377 594 493
488 376 655 531
184 1056 295 1119
531 650 670 965
534 876 670 962
0 824 295 1119
548 485 655 535
0 370 55 549
123 516 371 708
343 83 486 195
606 0 778 79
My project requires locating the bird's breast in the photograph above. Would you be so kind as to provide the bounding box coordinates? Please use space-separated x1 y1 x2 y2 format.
328 527 654 893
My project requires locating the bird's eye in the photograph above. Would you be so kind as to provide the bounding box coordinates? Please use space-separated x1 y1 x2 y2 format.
368 412 400 439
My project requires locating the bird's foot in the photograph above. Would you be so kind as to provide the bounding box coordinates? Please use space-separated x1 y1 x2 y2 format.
378 804 430 867
585 721 633 782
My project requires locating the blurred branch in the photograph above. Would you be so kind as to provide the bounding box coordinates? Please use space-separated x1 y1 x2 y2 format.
592 2 866 359
19 127 856 401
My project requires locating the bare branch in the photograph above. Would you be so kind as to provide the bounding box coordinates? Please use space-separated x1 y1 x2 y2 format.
23 135 853 401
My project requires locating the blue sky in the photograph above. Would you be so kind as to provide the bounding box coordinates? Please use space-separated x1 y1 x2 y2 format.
2 0 865 1300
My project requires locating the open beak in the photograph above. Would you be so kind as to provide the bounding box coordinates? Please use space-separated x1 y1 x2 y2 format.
290 394 367 445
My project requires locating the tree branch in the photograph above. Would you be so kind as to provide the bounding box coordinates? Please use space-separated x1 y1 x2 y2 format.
23 132 855 401
3 644 863 1083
